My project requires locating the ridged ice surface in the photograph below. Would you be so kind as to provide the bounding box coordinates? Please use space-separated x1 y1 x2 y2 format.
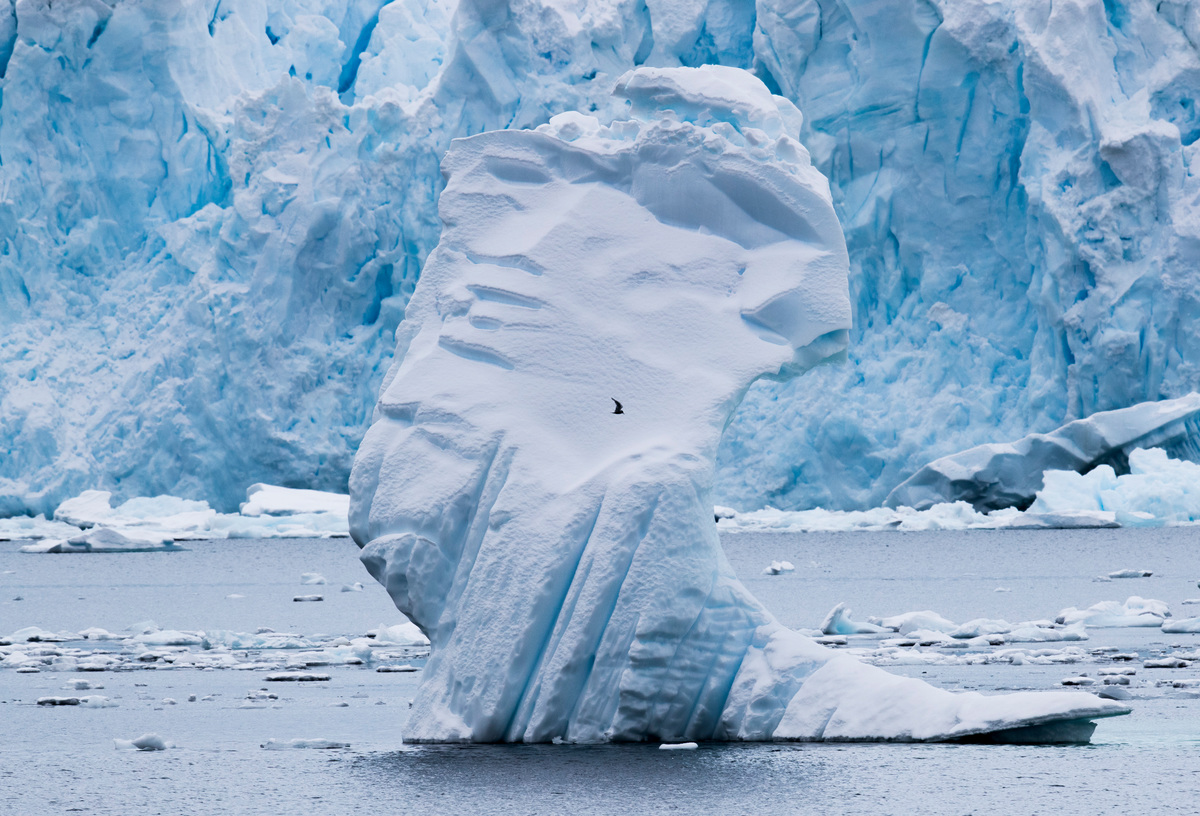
3 0 1200 515
349 67 1126 743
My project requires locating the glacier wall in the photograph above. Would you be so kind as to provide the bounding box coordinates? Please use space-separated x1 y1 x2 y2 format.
3 0 1200 514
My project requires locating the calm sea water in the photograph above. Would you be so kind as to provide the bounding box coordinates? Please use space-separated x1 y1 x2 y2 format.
2 529 1198 815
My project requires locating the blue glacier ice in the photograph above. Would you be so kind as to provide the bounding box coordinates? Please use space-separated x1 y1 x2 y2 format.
349 66 1127 743
2 0 1200 516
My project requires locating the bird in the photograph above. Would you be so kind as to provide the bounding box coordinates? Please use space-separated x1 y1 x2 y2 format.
611 398 624 415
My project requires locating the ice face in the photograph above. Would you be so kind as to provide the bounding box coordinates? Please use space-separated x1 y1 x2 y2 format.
4 0 1200 517
350 67 1127 744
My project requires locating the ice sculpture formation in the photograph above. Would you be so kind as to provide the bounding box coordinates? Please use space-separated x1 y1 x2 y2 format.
889 393 1200 511
349 66 1127 743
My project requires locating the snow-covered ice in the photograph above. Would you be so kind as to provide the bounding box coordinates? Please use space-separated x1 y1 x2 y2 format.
1056 597 1171 628
349 66 1126 744
887 396 1200 511
241 485 351 519
8 485 351 545
261 738 350 750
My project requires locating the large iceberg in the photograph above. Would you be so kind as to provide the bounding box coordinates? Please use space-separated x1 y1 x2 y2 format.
349 67 1126 744
4 0 1200 516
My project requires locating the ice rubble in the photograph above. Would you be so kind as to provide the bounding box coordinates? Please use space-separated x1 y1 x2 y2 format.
4 0 1200 517
3 484 350 545
718 446 1200 532
349 67 1125 744
887 395 1200 511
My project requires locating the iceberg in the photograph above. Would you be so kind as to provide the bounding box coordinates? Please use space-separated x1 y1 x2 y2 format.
886 395 1200 511
350 66 1126 744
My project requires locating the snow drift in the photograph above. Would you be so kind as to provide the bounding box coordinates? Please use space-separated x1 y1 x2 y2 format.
349 67 1127 744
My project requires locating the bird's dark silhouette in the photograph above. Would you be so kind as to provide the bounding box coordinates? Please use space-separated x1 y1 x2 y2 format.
611 398 624 415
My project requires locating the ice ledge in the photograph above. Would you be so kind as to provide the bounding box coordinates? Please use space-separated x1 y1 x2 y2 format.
887 394 1200 512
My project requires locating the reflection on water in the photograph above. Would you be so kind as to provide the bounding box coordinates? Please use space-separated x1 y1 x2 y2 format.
347 740 1168 816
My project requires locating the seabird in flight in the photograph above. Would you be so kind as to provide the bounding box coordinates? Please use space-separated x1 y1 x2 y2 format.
611 398 624 415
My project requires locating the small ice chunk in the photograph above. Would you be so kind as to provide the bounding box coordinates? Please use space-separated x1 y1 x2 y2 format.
261 738 350 750
377 665 419 673
1059 676 1095 686
37 696 81 706
293 595 324 602
120 733 169 751
820 603 885 635
341 582 364 592
949 619 1013 639
1162 617 1200 634
658 742 698 750
1143 657 1190 668
1108 569 1153 579
265 672 331 682
1098 686 1132 700
994 587 1012 593
300 573 327 585
879 610 957 635
1056 597 1170 628
761 560 795 575
369 622 430 646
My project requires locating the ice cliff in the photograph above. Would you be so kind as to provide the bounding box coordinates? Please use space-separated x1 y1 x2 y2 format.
4 0 1200 514
349 67 1126 743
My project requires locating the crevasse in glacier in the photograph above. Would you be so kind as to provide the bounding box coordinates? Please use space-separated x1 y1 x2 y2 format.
349 67 1127 743
3 0 1199 515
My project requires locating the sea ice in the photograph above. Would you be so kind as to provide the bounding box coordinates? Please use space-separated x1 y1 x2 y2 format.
762 561 796 576
20 527 182 554
1056 597 1171 628
820 604 885 636
349 66 1126 744
1161 618 1200 634
261 738 351 750
240 485 350 518
300 573 328 585
114 734 169 751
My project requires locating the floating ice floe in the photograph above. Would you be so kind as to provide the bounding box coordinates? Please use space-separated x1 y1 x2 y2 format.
820 604 885 636
1162 618 1200 634
8 484 351 547
114 734 170 751
659 742 699 750
37 695 116 707
241 485 350 518
261 738 350 750
368 623 429 647
20 527 183 554
0 515 83 541
300 573 327 585
1108 569 1153 579
1056 597 1171 628
762 560 795 576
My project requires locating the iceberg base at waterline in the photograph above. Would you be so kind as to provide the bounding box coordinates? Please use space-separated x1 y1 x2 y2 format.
349 65 1127 745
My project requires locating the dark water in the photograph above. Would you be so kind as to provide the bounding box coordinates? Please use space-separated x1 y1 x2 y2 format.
2 529 1200 815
